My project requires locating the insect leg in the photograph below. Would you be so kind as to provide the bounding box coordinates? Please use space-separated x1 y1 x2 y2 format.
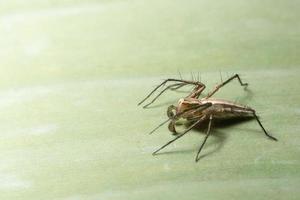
138 79 205 108
252 112 278 141
142 83 186 108
149 103 212 135
149 118 171 135
187 84 206 99
170 83 186 90
152 117 206 155
206 74 248 98
195 115 213 162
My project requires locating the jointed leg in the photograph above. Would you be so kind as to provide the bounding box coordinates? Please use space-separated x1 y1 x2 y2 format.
142 83 186 108
138 78 205 108
195 115 213 162
170 83 187 91
152 116 206 155
187 85 206 99
149 118 171 135
252 112 277 141
206 74 248 98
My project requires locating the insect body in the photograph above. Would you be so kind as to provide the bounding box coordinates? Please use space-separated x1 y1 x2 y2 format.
138 74 277 162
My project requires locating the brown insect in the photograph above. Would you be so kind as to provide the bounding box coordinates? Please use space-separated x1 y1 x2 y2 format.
138 74 277 162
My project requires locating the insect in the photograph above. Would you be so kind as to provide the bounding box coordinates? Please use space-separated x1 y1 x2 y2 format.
138 74 277 162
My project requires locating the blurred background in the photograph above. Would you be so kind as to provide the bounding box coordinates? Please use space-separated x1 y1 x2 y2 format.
0 0 299 199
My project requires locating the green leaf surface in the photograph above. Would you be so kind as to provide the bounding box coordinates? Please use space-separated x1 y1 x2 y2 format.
0 0 299 199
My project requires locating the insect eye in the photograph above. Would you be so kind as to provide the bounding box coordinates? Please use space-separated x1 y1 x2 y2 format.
167 105 177 118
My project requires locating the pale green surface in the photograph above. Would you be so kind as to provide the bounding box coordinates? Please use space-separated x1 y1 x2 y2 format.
0 0 300 199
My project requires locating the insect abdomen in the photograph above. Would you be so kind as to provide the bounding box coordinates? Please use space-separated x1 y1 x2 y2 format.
204 99 254 119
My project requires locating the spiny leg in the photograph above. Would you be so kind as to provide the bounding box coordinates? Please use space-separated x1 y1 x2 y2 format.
206 74 248 98
152 117 205 155
252 112 277 141
142 83 186 108
138 79 193 106
138 78 205 107
195 115 213 162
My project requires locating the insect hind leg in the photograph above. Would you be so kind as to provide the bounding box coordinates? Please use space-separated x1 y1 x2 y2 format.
252 112 278 141
206 74 248 98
